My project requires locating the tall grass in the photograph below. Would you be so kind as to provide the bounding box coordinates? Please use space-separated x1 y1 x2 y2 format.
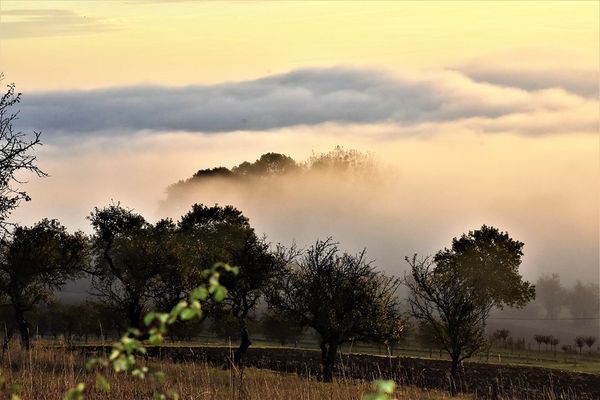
0 341 466 400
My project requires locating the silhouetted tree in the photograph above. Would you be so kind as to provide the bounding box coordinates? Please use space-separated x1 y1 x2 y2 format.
0 76 46 231
88 204 179 328
405 255 487 395
232 152 298 176
0 219 87 348
267 238 403 382
434 225 535 322
176 204 290 364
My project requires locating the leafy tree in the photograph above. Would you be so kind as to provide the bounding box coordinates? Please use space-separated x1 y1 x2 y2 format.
176 203 288 363
405 255 487 395
535 273 564 319
0 219 87 349
0 76 46 231
433 225 535 321
267 238 403 382
88 204 179 328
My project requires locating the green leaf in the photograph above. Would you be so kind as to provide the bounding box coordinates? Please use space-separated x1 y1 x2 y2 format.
191 287 208 301
213 286 227 302
180 308 197 321
375 380 396 394
144 312 157 326
95 374 110 393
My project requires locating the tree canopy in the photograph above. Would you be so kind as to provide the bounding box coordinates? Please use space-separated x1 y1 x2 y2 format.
0 219 87 348
433 224 535 316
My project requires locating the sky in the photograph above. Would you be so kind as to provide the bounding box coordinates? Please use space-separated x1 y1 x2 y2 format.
0 1 598 284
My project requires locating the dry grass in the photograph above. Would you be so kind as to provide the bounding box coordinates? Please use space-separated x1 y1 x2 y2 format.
0 343 467 400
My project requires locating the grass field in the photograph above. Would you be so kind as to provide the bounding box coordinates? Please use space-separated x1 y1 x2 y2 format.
0 343 469 400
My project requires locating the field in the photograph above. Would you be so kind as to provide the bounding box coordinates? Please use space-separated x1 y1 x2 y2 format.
56 342 598 400
0 343 467 400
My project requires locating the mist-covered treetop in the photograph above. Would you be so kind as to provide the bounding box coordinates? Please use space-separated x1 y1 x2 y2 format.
167 146 375 194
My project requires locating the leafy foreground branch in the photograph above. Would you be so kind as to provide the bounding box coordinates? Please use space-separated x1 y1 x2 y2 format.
62 262 238 400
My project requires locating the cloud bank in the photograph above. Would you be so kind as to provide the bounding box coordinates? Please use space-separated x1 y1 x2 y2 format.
16 67 597 137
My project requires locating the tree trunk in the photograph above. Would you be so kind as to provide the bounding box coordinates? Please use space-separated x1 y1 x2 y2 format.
233 325 251 364
449 356 460 396
15 308 30 350
128 301 143 329
320 339 338 382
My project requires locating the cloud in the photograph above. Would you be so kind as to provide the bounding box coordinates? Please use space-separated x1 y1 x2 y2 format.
16 67 597 137
458 67 599 98
0 9 115 39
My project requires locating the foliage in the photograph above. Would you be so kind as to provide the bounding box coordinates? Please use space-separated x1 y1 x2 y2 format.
88 204 180 328
362 380 396 400
0 76 46 232
0 219 88 348
433 225 535 318
267 238 404 382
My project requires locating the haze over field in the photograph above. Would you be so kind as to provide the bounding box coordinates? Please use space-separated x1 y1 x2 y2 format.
1 0 598 285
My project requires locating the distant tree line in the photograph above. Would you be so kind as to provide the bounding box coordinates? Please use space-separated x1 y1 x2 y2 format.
534 273 599 324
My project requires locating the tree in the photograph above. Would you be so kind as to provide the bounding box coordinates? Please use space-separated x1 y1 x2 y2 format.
492 329 510 348
535 273 564 319
175 204 289 364
0 76 46 231
549 336 560 356
574 336 585 354
583 336 596 354
267 238 404 382
232 152 298 176
533 334 545 352
433 225 535 321
88 204 179 328
405 255 487 395
0 219 87 348
566 281 599 327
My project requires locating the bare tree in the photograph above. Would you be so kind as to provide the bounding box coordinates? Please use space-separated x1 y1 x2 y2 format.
0 76 46 231
404 255 487 395
267 238 404 382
